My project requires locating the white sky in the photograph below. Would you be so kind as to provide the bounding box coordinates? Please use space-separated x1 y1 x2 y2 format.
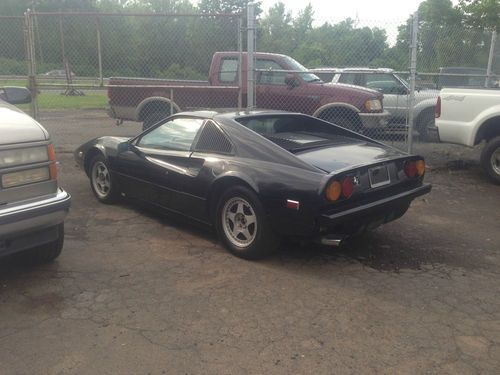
259 0 460 41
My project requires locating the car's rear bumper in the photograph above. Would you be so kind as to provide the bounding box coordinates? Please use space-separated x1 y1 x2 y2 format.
318 183 431 232
359 110 390 129
0 189 71 256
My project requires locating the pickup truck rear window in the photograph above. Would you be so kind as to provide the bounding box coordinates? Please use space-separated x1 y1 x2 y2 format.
220 58 238 83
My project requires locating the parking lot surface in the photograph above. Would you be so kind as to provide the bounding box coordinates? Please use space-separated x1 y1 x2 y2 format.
1 110 499 374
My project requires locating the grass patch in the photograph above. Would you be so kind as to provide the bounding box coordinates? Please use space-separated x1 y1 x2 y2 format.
18 91 107 111
0 79 28 87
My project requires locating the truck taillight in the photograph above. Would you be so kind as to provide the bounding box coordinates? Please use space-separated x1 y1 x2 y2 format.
435 96 441 119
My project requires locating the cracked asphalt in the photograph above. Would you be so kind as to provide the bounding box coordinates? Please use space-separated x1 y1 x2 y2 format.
1 110 499 374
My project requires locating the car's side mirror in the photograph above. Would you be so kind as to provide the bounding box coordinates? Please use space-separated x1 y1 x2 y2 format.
0 87 32 104
117 141 131 153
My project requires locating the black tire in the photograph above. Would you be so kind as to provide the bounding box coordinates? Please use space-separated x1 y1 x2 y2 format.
480 136 500 185
89 154 119 204
18 224 64 265
215 186 279 260
318 109 362 133
416 111 434 142
142 111 169 131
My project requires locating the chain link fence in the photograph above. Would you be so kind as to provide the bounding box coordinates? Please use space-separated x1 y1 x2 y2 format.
18 11 243 130
0 7 498 154
0 16 27 86
251 16 412 149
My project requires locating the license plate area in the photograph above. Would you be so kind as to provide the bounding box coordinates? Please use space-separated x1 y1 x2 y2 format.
368 165 390 188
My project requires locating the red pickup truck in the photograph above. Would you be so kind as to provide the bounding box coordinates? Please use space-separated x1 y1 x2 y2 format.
107 52 388 131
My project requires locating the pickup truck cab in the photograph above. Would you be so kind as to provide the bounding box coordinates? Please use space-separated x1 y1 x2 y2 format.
436 88 500 184
0 87 71 263
312 67 439 141
108 52 388 132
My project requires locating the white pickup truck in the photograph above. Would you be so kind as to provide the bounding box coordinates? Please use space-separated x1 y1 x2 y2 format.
436 88 500 184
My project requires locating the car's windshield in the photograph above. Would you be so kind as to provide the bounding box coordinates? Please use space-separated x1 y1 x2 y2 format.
395 74 409 87
283 56 322 83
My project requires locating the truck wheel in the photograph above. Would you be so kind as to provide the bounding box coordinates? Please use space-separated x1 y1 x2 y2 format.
215 186 279 260
417 111 434 142
480 136 500 184
18 224 64 265
318 109 362 133
143 111 169 131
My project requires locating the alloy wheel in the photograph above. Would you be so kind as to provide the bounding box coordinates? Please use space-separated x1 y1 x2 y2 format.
222 197 258 248
91 161 111 198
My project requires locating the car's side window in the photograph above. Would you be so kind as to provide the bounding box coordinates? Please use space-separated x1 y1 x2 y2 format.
256 59 287 85
365 73 405 94
338 73 357 85
137 118 204 151
220 58 238 83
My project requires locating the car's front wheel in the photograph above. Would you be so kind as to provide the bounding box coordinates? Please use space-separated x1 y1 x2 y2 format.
215 186 279 260
480 136 500 184
89 155 119 203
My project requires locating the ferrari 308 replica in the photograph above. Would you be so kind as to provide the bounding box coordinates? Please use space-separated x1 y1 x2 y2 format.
75 111 431 259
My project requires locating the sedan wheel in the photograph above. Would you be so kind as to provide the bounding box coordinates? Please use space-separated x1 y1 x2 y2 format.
216 186 279 260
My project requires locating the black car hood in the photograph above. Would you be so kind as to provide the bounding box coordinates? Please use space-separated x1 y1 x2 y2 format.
295 139 404 173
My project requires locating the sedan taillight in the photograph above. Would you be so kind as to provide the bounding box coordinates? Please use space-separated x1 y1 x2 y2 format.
48 144 58 181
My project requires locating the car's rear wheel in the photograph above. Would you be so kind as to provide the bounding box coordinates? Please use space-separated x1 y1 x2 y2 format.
18 224 64 264
480 136 500 184
89 155 119 203
215 186 279 260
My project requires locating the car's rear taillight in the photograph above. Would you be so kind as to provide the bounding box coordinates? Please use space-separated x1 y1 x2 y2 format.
404 159 425 178
48 144 58 181
341 177 354 198
435 96 441 119
326 176 355 201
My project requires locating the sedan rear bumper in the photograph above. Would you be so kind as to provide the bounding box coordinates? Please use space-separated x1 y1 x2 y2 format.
319 183 431 231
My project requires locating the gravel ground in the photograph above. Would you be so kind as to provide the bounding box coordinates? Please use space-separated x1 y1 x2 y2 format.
0 110 499 374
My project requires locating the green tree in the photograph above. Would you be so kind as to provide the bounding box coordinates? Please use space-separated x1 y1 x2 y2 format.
459 0 500 31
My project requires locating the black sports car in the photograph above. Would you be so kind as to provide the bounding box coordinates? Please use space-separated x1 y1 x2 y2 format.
75 111 431 259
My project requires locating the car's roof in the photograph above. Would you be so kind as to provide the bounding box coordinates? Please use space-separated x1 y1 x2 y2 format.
311 67 395 74
173 109 304 121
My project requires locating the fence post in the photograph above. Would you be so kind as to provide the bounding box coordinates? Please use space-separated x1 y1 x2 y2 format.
238 16 243 111
407 11 418 154
59 13 66 65
25 9 38 120
247 3 256 110
485 30 497 88
96 16 104 87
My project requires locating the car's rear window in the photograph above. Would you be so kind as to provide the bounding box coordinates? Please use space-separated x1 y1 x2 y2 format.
235 115 359 152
